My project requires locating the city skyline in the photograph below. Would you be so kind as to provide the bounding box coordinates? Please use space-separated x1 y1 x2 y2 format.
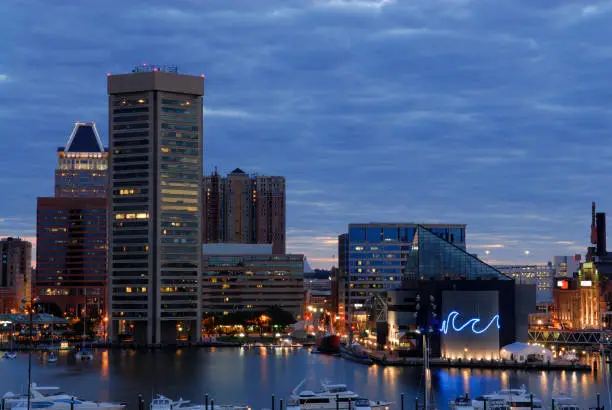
2 1 612 268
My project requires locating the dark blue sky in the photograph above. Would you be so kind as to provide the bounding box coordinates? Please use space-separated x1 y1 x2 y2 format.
1 0 611 268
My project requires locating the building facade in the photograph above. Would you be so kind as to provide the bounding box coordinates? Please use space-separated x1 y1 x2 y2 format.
343 223 466 310
552 255 581 278
0 237 32 313
107 66 204 345
494 264 554 303
202 169 286 254
36 197 107 318
55 122 108 198
201 244 304 320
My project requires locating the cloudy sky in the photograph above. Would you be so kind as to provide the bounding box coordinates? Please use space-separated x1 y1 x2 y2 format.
1 0 611 268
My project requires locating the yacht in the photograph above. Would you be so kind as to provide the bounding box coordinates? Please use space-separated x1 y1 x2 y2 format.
2 383 125 410
287 381 390 410
150 395 250 410
449 395 509 410
2 351 17 360
551 394 580 410
472 386 542 410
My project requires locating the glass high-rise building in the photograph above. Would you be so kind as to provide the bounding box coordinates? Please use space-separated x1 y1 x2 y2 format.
0 237 32 313
107 65 204 345
55 122 108 198
344 223 467 308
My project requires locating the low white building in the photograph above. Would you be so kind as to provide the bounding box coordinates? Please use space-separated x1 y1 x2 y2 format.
500 342 552 362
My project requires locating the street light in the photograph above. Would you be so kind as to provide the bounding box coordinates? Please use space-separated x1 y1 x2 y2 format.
22 296 40 410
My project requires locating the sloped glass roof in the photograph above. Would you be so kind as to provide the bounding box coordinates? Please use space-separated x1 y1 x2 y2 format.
404 225 511 280
64 122 105 153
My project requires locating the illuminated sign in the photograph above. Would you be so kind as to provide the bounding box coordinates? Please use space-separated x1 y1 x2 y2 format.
440 310 500 335
557 280 569 289
580 280 592 287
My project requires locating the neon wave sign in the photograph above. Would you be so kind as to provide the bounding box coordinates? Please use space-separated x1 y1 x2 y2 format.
440 310 500 335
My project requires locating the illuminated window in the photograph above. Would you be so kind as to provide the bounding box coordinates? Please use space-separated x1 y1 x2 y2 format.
126 287 132 293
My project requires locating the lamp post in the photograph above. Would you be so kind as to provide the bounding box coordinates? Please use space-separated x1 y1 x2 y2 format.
22 296 39 410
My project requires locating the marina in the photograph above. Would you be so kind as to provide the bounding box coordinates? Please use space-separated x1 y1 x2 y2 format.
0 348 610 410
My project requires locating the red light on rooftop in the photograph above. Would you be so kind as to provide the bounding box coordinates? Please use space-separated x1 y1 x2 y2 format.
143 63 147 66
201 74 205 78
106 73 111 77
153 67 158 72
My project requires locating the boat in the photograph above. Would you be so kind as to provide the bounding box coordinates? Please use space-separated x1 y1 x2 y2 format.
472 386 542 410
75 349 94 361
551 394 580 410
449 395 509 410
48 351 58 363
315 334 341 355
286 380 390 410
340 344 373 365
150 395 250 410
2 351 17 360
2 383 126 410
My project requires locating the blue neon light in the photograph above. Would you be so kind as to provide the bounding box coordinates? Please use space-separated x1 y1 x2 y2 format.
440 310 500 335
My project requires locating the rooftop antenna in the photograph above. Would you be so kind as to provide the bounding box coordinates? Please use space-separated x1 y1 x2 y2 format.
591 201 598 245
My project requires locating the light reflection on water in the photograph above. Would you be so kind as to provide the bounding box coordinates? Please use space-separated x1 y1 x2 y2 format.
0 349 609 410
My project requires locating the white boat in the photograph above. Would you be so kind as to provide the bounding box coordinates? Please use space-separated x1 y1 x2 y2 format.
2 351 17 360
2 383 125 410
75 350 94 361
472 386 542 410
287 381 390 410
48 351 58 363
150 395 250 410
552 394 580 410
449 395 509 410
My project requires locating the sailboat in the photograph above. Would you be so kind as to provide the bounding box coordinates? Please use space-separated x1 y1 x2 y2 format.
75 290 93 361
47 317 58 363
2 323 18 359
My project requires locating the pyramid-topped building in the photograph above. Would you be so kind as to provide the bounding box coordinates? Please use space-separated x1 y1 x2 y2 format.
55 122 108 198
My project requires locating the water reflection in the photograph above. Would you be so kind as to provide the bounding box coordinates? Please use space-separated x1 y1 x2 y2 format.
0 349 609 410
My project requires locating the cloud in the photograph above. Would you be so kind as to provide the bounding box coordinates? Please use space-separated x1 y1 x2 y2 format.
0 74 8 82
315 0 395 10
203 107 255 119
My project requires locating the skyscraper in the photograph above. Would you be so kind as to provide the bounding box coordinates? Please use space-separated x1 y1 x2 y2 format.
202 169 286 254
37 122 109 317
55 122 108 198
36 197 107 317
107 65 204 345
0 237 32 313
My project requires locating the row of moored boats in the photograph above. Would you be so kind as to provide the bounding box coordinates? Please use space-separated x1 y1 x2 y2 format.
0 382 583 410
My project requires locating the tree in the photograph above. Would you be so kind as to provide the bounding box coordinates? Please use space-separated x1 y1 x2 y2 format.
36 302 63 318
265 306 295 328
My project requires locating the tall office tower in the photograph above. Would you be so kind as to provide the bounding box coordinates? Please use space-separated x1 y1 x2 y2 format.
36 197 107 317
344 223 466 308
202 169 286 254
55 122 108 198
0 237 32 313
107 65 204 345
552 255 581 278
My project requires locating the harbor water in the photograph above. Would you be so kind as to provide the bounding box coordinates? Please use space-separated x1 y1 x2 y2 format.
0 348 610 409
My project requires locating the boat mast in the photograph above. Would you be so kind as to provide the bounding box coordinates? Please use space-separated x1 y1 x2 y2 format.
422 333 428 410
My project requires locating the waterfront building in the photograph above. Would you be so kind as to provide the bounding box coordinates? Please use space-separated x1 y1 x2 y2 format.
55 122 108 198
382 226 535 359
341 223 466 312
201 244 304 320
202 169 286 254
493 264 554 303
552 255 581 278
107 65 204 345
0 237 32 313
36 197 107 318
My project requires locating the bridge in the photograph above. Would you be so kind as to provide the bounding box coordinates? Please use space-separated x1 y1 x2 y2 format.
528 329 612 346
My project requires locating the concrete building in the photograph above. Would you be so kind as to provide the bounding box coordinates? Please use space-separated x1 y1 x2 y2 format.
201 244 304 320
494 264 554 303
0 237 32 313
36 197 107 318
341 223 466 312
55 122 108 198
202 169 286 254
552 255 581 278
107 65 204 345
